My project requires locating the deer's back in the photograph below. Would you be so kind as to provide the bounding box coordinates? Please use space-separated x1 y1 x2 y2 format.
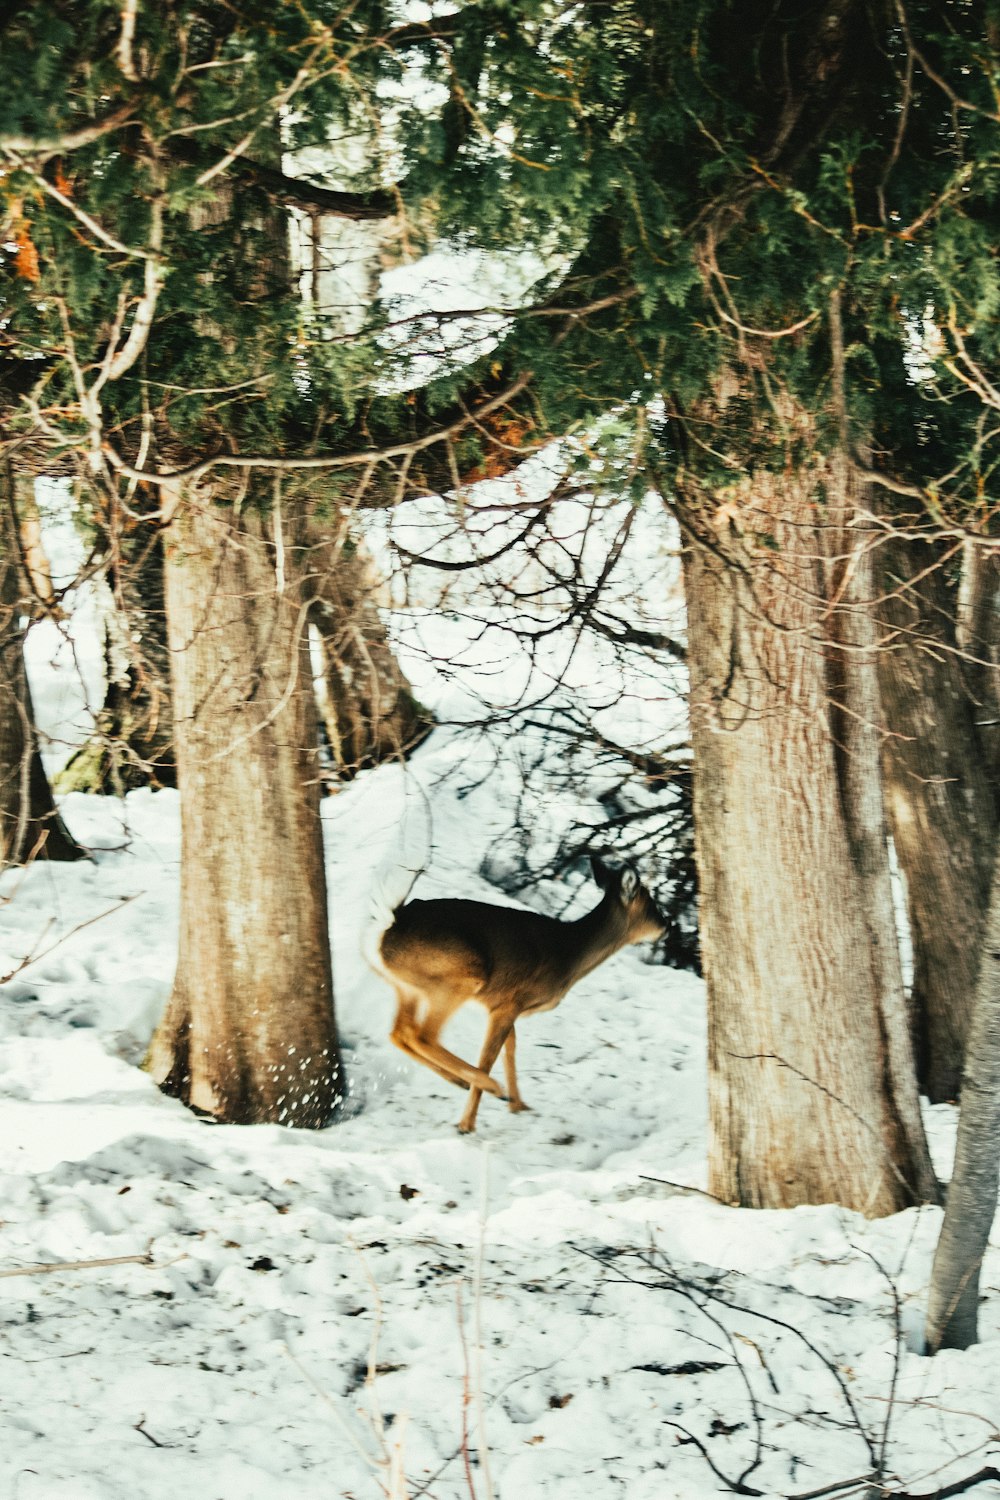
380 898 569 1002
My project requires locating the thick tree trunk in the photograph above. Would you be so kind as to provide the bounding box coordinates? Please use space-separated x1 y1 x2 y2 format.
878 537 996 1101
0 463 82 866
925 844 1000 1352
308 526 431 780
147 484 343 1125
682 454 937 1214
58 513 176 795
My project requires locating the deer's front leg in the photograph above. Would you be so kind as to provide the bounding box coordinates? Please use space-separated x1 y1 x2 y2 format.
503 1026 530 1113
457 1007 517 1134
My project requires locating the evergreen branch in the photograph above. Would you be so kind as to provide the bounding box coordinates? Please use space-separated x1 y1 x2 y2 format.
1 152 158 260
715 306 821 341
895 0 1000 125
192 39 331 190
0 99 139 157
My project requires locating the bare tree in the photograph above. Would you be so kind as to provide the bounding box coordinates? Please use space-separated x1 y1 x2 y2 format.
0 458 81 866
925 829 1000 1352
878 533 997 1102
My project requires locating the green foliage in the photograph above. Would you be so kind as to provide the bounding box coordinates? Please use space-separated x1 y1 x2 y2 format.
0 0 398 468
0 0 996 529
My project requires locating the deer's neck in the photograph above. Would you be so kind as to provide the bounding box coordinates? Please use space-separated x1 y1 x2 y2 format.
560 895 630 987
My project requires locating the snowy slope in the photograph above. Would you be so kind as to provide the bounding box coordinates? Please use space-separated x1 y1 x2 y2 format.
2 554 999 1499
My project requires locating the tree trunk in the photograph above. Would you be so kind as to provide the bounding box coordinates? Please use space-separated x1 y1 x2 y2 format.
0 463 82 866
925 842 1000 1351
957 536 1000 795
57 509 176 795
878 537 996 1101
308 525 431 780
147 484 343 1126
681 453 938 1214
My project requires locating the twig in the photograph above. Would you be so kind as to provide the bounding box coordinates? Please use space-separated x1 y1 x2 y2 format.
1 895 141 985
663 1421 765 1496
282 1343 392 1492
0 1250 154 1279
575 1242 767 1494
472 1147 495 1500
638 1173 733 1205
134 1419 168 1448
858 1248 904 1478
786 1478 877 1500
455 1284 479 1500
884 1467 1000 1499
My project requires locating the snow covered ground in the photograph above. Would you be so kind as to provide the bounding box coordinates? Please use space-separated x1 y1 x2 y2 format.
3 538 1000 1499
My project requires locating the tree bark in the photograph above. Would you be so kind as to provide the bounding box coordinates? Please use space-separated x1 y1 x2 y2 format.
877 537 997 1101
0 462 82 866
307 525 431 781
681 451 938 1215
957 536 1000 795
925 844 1000 1351
147 484 343 1125
57 509 176 795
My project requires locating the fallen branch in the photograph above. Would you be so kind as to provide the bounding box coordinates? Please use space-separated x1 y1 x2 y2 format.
0 1250 154 1279
880 1466 1000 1500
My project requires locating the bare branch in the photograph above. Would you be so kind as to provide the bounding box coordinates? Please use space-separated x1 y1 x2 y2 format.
103 370 536 486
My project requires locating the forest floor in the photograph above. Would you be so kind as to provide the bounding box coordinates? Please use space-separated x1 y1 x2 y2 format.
2 548 999 1500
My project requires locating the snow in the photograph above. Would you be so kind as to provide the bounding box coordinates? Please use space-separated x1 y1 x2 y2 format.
4 546 1000 1500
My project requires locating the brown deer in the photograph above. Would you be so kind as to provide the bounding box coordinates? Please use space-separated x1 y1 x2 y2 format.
375 857 666 1133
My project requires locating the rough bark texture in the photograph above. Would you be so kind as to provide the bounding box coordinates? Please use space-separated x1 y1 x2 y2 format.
682 451 937 1215
58 513 176 795
0 463 81 866
308 525 432 780
878 537 997 1101
957 538 1000 796
147 486 343 1125
926 847 1000 1352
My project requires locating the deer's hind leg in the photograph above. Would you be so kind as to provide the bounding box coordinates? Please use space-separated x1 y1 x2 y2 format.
389 988 463 1087
390 985 502 1097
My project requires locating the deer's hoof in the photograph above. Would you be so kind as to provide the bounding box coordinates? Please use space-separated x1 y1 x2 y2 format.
508 1099 531 1114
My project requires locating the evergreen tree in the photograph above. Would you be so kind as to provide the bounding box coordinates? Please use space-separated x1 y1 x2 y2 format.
384 0 998 1207
2 2 997 1186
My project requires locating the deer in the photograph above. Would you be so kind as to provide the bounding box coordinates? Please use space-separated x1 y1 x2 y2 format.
374 856 667 1133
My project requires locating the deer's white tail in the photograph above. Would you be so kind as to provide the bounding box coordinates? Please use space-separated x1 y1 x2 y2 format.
362 861 422 971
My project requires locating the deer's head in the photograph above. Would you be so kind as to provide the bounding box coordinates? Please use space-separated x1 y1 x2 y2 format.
590 855 668 943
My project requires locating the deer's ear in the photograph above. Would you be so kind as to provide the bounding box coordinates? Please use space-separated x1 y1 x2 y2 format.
591 855 613 889
619 866 640 904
